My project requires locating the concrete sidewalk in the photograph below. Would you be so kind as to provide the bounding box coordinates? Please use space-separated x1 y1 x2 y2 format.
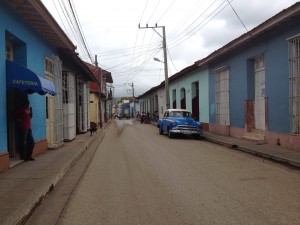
203 131 300 168
0 129 105 225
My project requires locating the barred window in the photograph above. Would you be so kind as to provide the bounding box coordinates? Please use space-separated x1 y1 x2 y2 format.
288 35 300 134
6 41 13 60
215 67 230 126
62 72 69 104
45 57 54 77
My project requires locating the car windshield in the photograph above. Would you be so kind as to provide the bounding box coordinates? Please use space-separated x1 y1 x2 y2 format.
169 111 192 118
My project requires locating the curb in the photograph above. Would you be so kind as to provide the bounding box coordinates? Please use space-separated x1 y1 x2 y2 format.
203 136 300 169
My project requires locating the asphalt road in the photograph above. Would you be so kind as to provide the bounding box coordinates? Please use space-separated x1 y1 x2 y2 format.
31 119 300 225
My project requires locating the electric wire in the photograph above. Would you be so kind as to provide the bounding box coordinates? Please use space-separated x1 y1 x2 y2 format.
226 0 248 33
54 0 93 64
168 0 220 46
51 0 69 37
60 0 88 57
68 0 93 62
167 0 207 39
91 45 161 62
167 47 178 72
169 0 231 49
147 0 161 24
58 0 85 54
103 46 161 71
115 48 162 87
156 0 176 23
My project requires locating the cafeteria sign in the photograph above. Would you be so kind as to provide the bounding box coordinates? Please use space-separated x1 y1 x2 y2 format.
12 79 39 86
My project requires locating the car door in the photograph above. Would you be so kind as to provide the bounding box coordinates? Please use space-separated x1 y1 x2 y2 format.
162 111 169 131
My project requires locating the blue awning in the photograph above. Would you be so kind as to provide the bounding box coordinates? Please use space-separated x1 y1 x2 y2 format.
6 60 57 96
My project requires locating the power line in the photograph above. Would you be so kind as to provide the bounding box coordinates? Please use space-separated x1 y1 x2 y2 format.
140 0 149 23
168 0 221 46
51 0 93 63
226 0 248 33
147 0 161 24
169 0 231 49
156 0 176 23
167 48 178 72
167 0 209 39
68 0 93 62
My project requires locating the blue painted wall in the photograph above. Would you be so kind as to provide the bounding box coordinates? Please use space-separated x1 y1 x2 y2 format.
209 22 300 134
169 68 209 123
0 1 58 153
264 27 297 133
0 2 8 152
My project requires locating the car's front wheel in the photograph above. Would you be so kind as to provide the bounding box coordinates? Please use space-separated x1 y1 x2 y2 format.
168 129 173 138
193 134 201 140
159 128 163 135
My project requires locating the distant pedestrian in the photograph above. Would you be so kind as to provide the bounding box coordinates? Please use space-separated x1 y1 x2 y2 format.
15 98 35 161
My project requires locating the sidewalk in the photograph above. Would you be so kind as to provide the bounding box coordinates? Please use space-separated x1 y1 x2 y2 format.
202 131 300 168
0 129 105 225
1 123 300 225
151 120 300 168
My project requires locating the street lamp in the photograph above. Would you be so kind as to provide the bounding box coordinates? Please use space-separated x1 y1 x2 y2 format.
154 57 162 62
154 56 170 109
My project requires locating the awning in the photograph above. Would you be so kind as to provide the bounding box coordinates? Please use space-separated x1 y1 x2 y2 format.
6 60 57 96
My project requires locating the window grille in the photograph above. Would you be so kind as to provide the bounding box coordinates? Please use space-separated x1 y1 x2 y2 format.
63 72 76 140
86 85 90 129
77 81 89 132
45 57 55 78
62 72 69 104
288 35 300 134
53 56 63 145
78 80 84 131
45 56 63 147
215 67 230 125
6 41 13 60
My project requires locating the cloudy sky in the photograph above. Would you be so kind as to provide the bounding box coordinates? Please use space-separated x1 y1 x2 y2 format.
41 0 298 97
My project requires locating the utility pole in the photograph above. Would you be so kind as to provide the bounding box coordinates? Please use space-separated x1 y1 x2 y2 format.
132 82 135 117
95 55 103 128
126 82 135 117
138 24 170 109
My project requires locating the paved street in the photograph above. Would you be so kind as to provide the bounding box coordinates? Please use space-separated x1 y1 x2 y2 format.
32 119 300 225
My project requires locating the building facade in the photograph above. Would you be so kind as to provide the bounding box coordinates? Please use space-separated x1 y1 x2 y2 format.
201 2 300 150
0 0 95 172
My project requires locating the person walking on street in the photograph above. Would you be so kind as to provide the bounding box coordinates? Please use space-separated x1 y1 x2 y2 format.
16 98 35 161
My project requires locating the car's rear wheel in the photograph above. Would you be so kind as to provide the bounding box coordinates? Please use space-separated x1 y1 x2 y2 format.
159 128 163 135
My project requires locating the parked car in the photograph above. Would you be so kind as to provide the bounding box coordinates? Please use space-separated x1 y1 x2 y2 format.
157 109 203 139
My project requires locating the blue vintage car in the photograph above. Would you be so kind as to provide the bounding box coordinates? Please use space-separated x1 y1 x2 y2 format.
157 109 203 139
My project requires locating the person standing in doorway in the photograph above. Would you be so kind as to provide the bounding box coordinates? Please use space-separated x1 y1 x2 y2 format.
16 98 35 161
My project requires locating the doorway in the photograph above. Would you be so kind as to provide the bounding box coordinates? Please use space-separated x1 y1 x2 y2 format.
7 90 27 157
254 56 266 130
180 88 186 109
172 89 176 109
192 82 199 121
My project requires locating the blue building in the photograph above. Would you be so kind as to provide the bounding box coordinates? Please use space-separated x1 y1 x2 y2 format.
198 2 300 151
0 0 95 172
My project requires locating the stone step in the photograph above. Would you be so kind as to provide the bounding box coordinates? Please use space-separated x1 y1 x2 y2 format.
241 132 266 145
